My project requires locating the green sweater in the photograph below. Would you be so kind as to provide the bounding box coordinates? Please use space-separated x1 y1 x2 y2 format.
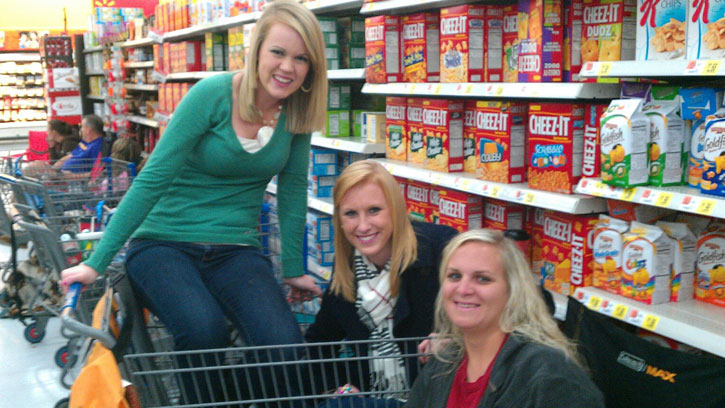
86 72 310 278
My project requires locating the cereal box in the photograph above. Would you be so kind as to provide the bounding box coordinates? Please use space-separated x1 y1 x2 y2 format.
429 185 441 224
636 0 687 60
365 15 402 83
531 207 547 275
402 13 440 82
517 0 564 82
699 111 725 196
622 221 673 305
580 0 636 73
406 180 430 222
656 221 696 302
527 103 584 194
463 100 478 173
423 99 464 173
541 212 599 295
483 199 525 231
591 215 629 295
475 101 527 183
502 4 520 82
437 187 483 232
385 97 407 161
686 0 725 59
695 223 725 308
600 99 650 188
407 98 425 165
642 101 685 186
440 4 485 82
582 103 607 178
563 0 583 81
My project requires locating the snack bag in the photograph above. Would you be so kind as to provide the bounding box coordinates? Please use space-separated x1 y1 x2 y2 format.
621 221 673 305
680 88 724 188
600 98 650 188
591 215 629 295
699 110 725 196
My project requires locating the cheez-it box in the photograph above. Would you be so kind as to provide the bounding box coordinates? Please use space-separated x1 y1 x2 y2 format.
563 0 583 81
485 5 505 82
429 185 441 223
483 199 525 231
406 180 431 222
440 5 485 82
542 211 599 295
402 13 440 82
407 98 425 165
437 187 483 232
517 0 564 82
502 5 520 82
580 0 636 74
423 99 464 173
475 101 527 183
386 97 407 161
463 100 478 174
582 103 607 178
365 15 402 83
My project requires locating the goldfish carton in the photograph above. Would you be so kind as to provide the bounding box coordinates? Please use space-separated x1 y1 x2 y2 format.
699 112 725 197
656 221 696 303
476 101 527 183
695 223 725 308
686 0 725 59
581 103 608 178
423 99 464 173
636 0 687 60
502 4 520 82
406 98 425 165
402 13 440 82
365 15 402 83
406 180 431 222
591 215 629 295
385 97 407 161
679 87 724 188
483 199 525 231
600 98 650 188
437 187 483 232
463 100 478 174
541 212 599 295
642 101 685 186
621 221 673 305
517 0 564 82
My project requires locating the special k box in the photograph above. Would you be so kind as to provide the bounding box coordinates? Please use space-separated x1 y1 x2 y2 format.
402 13 440 82
406 180 431 222
636 0 686 60
686 0 725 59
437 187 483 232
475 101 527 183
502 4 520 82
406 98 425 165
563 0 583 81
580 0 636 73
527 103 584 194
422 99 464 173
517 0 564 82
386 97 407 161
622 221 673 305
463 100 478 173
483 199 525 231
440 4 485 82
591 215 629 295
581 103 607 178
541 212 599 295
365 15 402 83
695 223 725 308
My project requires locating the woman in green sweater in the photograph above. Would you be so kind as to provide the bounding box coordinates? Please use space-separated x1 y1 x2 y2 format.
61 0 326 402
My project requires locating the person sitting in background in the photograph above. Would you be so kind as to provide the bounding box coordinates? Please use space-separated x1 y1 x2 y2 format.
55 114 105 173
405 229 605 408
46 119 80 162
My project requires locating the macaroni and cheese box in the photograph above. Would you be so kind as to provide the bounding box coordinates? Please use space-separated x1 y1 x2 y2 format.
407 98 425 165
502 5 520 82
423 99 464 173
563 0 583 81
542 212 599 295
476 101 527 183
402 13 440 82
365 15 402 83
642 101 685 186
600 98 650 188
483 199 525 231
517 0 564 82
700 111 725 196
385 97 407 161
580 0 636 77
636 0 686 60
695 223 725 308
406 180 431 222
622 221 673 305
686 0 725 59
527 103 584 194
581 103 607 178
463 100 478 173
429 185 441 224
440 4 485 82
591 215 629 295
656 221 696 303
437 187 483 232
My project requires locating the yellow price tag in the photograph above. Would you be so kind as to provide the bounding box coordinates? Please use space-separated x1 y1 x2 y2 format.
332 139 341 147
524 192 535 204
408 84 417 93
495 86 504 96
464 84 473 94
612 304 628 320
619 188 636 201
702 60 722 75
697 199 716 215
597 62 613 76
655 192 673 208
434 85 442 95
364 2 374 11
431 174 442 185
587 296 602 310
461 179 471 189
491 186 501 197
642 314 660 331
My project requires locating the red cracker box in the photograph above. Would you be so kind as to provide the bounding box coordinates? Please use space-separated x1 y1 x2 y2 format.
563 0 583 81
386 97 407 161
394 176 407 197
165 84 174 112
527 103 584 194
502 4 520 82
475 101 527 183
581 103 607 178
484 5 504 82
163 42 171 75
429 185 441 223
402 13 440 82
531 207 547 274
517 0 564 82
463 99 478 174
541 212 599 295
406 180 431 222
365 15 403 83
423 99 464 173
158 84 167 115
173 83 182 109
483 199 525 231
153 44 165 74
437 187 483 232
407 98 425 165
580 0 636 83
440 4 485 82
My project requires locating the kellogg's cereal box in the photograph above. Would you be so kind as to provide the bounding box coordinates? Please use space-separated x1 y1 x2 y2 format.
656 221 696 302
699 111 725 196
542 212 599 295
407 98 425 165
502 4 520 82
440 5 485 82
621 221 673 305
563 0 584 81
429 185 441 223
386 97 407 161
687 0 725 59
591 215 629 295
517 0 564 82
642 101 685 186
402 13 440 82
365 15 402 83
600 98 650 188
406 180 431 222
463 99 478 173
527 103 584 194
423 99 464 173
580 0 636 76
696 223 725 308
437 187 483 232
636 0 686 60
475 101 527 183
483 199 525 231
581 103 607 178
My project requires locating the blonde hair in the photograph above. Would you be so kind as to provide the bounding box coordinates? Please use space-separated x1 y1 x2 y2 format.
238 0 327 133
433 229 581 365
330 160 417 302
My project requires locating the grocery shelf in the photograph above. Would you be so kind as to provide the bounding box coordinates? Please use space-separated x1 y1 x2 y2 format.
0 121 45 138
164 12 262 41
327 69 365 81
85 70 104 76
579 59 725 79
574 287 725 359
87 94 105 101
576 177 722 219
266 182 334 215
118 38 153 48
166 71 226 81
128 115 159 128
83 45 104 53
306 0 363 13
311 133 385 154
125 83 158 92
360 0 470 14
124 61 154 69
376 159 607 214
362 82 621 100
0 53 41 62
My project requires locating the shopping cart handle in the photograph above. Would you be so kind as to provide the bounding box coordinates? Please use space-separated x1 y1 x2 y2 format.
61 282 83 313
60 282 117 349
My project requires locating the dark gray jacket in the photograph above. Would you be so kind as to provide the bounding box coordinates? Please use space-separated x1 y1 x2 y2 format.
405 333 605 408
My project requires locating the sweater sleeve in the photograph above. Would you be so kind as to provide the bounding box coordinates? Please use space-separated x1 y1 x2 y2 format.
84 76 227 273
275 130 311 278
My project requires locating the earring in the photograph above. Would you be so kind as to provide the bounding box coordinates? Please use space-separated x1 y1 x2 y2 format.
300 83 312 93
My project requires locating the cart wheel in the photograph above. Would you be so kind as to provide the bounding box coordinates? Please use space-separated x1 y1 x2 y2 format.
55 345 69 368
24 323 45 343
54 398 69 408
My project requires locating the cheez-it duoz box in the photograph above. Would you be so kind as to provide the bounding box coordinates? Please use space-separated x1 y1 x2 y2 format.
365 15 402 83
582 103 607 178
386 97 407 161
423 99 464 173
407 98 425 165
406 180 431 222
440 4 485 82
517 0 564 82
402 13 440 82
429 185 441 223
580 0 636 76
437 187 483 232
502 5 520 82
542 211 599 295
475 101 527 183
483 199 525 231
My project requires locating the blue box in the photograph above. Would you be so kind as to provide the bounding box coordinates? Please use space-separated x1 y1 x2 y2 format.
310 147 338 176
679 88 724 120
306 211 333 242
308 175 336 198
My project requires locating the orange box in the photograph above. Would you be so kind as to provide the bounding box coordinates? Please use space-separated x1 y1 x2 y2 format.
502 4 520 82
437 187 483 232
422 99 464 173
696 224 725 308
517 0 564 82
531 207 547 274
386 97 407 161
158 84 166 114
402 13 440 82
163 42 171 75
527 103 584 194
429 185 441 224
440 4 485 82
153 44 164 74
406 180 431 222
181 83 190 100
165 84 174 112
406 98 425 165
463 99 478 174
483 199 525 231
541 212 599 295
365 15 402 83
581 103 607 178
475 101 527 183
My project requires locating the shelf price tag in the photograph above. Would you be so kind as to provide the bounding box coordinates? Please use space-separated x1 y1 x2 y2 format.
655 192 673 208
597 62 613 76
495 85 504 96
612 304 628 320
702 60 722 75
363 2 375 11
696 199 716 215
464 84 473 94
642 314 660 331
619 188 637 201
431 173 443 186
490 185 501 198
433 85 442 95
587 296 602 310
524 192 535 204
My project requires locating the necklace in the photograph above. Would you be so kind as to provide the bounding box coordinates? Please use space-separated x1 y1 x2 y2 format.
256 104 282 148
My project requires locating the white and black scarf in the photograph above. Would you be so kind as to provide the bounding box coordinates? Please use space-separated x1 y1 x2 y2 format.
354 250 408 399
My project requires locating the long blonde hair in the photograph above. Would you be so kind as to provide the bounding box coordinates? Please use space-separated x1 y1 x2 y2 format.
433 229 581 365
238 0 327 133
330 160 417 302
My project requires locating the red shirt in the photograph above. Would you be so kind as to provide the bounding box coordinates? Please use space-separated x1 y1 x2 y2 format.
446 335 509 408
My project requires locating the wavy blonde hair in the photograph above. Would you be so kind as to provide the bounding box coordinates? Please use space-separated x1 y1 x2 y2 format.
432 229 581 365
238 0 327 133
330 160 417 302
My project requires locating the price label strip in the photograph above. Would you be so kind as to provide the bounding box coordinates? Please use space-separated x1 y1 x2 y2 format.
612 304 628 320
697 199 716 216
702 60 722 75
599 299 616 316
587 296 602 311
642 314 660 331
654 192 673 208
597 62 613 76
619 188 637 201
